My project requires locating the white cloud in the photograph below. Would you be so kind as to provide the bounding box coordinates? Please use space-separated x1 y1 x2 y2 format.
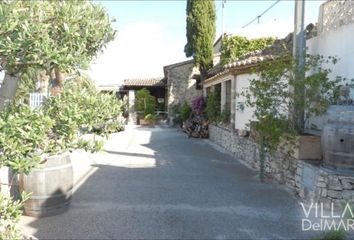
89 21 187 86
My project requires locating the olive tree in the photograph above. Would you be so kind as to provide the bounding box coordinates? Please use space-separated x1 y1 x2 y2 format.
0 0 115 96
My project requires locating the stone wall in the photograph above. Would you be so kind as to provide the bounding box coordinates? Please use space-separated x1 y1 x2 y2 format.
296 164 354 209
209 124 354 208
209 124 297 187
318 0 354 34
166 61 202 118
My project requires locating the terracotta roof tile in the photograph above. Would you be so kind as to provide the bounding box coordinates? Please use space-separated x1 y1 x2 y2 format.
224 55 275 69
123 77 166 87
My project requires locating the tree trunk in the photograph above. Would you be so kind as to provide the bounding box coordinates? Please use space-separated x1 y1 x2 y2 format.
199 67 208 83
37 70 50 94
0 74 20 110
51 68 64 95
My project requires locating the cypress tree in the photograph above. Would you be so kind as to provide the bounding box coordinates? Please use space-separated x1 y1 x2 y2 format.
184 0 216 80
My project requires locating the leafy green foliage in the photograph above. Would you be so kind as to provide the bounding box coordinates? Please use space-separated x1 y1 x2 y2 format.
0 192 30 240
221 35 275 65
135 88 156 118
185 0 216 79
0 1 115 75
206 92 220 122
42 85 124 154
14 68 38 104
144 114 157 125
220 107 231 124
313 230 347 240
0 105 53 173
180 102 192 122
241 54 344 180
64 74 97 94
0 76 124 173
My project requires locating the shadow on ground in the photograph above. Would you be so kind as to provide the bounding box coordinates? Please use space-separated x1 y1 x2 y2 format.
23 127 320 239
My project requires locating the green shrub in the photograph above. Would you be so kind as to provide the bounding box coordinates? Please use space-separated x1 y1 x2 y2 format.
14 68 38 104
0 192 30 240
220 108 231 124
42 85 124 154
180 102 192 122
144 113 157 124
135 88 156 117
64 75 97 94
313 230 347 240
206 93 220 122
0 105 54 174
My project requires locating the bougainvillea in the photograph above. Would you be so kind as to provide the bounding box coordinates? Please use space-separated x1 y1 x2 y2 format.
191 95 205 114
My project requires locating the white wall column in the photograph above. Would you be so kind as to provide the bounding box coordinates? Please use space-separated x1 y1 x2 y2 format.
231 75 237 129
128 90 137 125
221 81 226 111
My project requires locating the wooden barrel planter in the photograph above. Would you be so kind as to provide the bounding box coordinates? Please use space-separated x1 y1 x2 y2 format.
20 153 73 217
322 106 354 172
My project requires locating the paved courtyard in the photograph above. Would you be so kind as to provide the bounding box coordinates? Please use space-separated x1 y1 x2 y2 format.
21 126 318 239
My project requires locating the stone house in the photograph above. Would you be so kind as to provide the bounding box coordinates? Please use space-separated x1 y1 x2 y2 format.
163 35 225 125
163 60 201 124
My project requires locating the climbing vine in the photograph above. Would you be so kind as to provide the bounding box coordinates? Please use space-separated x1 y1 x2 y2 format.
221 35 275 65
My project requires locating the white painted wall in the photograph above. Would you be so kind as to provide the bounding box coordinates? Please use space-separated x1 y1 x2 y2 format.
235 73 258 130
306 22 354 130
307 22 354 90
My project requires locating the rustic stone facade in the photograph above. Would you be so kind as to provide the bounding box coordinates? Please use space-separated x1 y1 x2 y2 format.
209 124 354 208
209 124 298 186
164 60 202 122
297 166 354 209
318 0 354 34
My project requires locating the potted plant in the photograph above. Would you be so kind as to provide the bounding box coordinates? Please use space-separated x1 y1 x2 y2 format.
180 102 192 129
17 84 124 217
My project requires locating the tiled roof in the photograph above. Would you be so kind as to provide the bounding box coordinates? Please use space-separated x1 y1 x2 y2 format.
205 55 277 84
224 55 275 69
205 33 295 83
123 77 166 87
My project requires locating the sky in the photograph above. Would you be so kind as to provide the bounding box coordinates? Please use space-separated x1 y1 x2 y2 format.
89 0 325 86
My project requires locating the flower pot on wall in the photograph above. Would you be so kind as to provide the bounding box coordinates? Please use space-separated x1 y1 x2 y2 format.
278 135 321 163
293 135 321 162
20 153 73 217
